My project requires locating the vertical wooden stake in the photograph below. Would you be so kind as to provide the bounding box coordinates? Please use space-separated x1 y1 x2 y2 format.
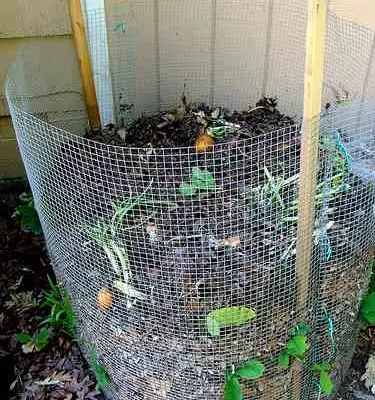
69 0 101 128
294 0 328 398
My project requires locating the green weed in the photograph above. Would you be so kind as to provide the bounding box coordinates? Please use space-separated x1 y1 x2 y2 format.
15 327 52 353
311 362 334 394
89 347 111 391
360 259 375 325
40 276 77 337
14 192 41 235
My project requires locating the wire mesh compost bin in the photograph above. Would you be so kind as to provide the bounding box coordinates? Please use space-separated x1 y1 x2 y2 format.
5 0 375 399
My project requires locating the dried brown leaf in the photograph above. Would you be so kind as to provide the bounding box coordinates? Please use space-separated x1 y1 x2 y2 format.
21 343 35 354
34 371 73 386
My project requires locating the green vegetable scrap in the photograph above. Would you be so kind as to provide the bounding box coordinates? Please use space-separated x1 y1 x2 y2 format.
278 324 310 368
312 362 334 394
194 107 240 139
179 167 219 196
206 306 256 337
224 360 265 400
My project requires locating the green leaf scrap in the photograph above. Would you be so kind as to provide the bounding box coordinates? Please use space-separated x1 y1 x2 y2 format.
224 376 242 400
191 167 218 190
286 334 309 359
178 182 197 197
312 363 333 394
237 360 265 380
206 306 256 337
278 350 290 368
179 167 219 197
320 370 333 394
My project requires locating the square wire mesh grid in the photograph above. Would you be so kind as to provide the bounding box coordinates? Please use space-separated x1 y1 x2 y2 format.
7 92 375 399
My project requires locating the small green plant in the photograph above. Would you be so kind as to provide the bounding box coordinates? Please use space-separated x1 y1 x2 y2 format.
89 347 111 391
359 259 375 325
14 192 41 235
224 360 265 400
206 306 256 337
179 167 219 196
360 291 375 325
40 276 77 337
311 362 334 394
278 324 311 368
16 327 52 353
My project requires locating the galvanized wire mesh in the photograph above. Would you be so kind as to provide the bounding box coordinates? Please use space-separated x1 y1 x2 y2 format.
5 1 375 399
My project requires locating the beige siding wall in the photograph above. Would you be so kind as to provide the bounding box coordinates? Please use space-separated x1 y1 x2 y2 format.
0 0 83 178
0 0 71 39
331 0 375 30
106 1 375 122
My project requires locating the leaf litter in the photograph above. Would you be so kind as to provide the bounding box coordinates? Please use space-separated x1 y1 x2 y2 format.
0 181 105 400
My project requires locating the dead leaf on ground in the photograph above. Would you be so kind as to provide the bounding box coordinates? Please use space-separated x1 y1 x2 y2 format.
34 371 73 386
22 343 35 354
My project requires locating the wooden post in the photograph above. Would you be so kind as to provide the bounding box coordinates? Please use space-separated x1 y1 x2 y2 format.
293 0 328 398
69 0 101 128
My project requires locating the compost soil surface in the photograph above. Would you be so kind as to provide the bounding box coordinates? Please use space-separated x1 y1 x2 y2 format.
0 181 105 400
86 97 296 147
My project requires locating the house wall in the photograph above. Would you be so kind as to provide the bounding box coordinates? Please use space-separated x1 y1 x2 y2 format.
330 0 375 30
0 0 83 178
0 0 375 177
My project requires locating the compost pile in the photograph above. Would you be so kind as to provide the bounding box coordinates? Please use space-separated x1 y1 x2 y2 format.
57 96 372 400
87 97 296 148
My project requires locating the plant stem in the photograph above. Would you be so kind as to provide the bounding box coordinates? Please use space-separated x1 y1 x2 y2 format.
114 280 147 300
110 241 131 283
102 244 120 275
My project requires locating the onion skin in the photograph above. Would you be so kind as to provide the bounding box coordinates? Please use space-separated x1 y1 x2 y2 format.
195 132 215 153
97 287 113 310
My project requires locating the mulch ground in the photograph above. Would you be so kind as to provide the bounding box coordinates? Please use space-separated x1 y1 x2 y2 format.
337 328 375 400
0 180 104 400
